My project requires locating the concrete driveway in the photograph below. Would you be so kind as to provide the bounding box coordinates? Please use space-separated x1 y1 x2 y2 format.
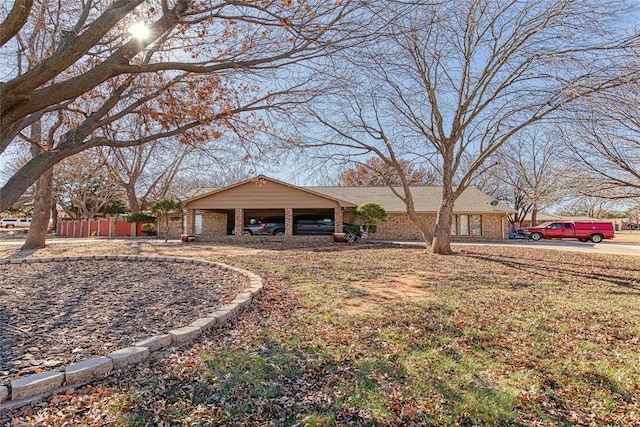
455 239 640 257
0 235 638 257
374 238 640 257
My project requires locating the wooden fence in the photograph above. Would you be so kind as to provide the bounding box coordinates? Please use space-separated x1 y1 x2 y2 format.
56 218 151 238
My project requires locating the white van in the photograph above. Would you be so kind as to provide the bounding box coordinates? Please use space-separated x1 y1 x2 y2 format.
0 218 32 228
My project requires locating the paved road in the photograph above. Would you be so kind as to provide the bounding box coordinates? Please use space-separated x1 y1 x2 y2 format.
0 236 638 257
455 239 640 257
378 238 640 257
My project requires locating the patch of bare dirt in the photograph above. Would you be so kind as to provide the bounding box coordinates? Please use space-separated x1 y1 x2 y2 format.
345 273 437 314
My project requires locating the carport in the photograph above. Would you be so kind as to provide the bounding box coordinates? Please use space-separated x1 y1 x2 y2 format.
182 176 356 239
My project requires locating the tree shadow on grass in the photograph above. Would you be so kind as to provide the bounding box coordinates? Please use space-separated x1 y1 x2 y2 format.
462 252 640 294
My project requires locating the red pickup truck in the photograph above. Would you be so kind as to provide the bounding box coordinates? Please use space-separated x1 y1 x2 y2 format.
525 221 614 243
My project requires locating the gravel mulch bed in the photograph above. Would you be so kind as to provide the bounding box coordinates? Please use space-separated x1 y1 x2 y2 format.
0 258 248 384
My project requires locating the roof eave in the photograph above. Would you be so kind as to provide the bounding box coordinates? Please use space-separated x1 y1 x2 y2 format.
184 175 357 208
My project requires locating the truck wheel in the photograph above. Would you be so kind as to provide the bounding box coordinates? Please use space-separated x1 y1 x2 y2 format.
530 232 543 241
590 234 603 243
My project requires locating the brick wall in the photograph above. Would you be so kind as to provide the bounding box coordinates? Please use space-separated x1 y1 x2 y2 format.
371 213 506 241
161 218 183 239
476 215 506 241
177 211 508 241
373 213 436 240
200 212 228 240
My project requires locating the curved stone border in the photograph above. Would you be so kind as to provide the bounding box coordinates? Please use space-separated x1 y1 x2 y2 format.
0 255 263 411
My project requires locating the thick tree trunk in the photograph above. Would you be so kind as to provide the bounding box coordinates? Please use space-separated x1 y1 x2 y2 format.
21 167 53 249
406 208 433 245
396 172 433 247
430 148 457 255
431 191 456 255
21 121 52 250
126 184 140 213
531 205 539 226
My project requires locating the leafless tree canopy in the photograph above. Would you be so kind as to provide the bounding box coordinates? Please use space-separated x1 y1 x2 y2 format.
338 157 436 187
0 0 364 212
476 127 567 227
560 87 640 200
298 0 640 253
54 151 124 219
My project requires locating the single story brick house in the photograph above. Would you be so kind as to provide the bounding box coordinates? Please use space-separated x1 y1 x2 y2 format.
182 175 513 241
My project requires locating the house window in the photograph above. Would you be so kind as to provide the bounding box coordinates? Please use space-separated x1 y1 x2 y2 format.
451 215 457 235
459 215 470 235
471 215 482 236
194 214 203 235
183 214 203 235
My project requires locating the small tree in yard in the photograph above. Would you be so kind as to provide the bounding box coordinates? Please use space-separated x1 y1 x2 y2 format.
353 202 388 235
151 197 183 242
125 211 156 237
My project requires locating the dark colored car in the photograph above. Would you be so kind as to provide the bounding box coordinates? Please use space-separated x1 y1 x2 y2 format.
233 224 262 236
294 216 366 242
294 217 336 235
232 216 284 236
258 216 285 235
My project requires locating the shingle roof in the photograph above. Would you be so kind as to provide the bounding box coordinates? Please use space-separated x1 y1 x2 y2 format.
308 186 513 213
184 176 514 214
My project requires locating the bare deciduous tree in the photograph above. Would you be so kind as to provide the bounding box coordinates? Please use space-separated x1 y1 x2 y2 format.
98 142 195 213
560 87 640 201
0 0 361 213
338 157 436 187
54 151 124 220
553 195 620 219
478 128 566 228
301 0 640 254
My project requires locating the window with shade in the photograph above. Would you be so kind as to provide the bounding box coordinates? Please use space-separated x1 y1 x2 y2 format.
454 214 483 236
182 214 203 235
459 215 470 235
471 215 482 236
194 214 203 235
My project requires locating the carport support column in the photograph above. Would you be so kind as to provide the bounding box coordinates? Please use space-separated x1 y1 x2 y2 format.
234 208 243 239
285 208 293 236
185 209 196 235
335 207 343 233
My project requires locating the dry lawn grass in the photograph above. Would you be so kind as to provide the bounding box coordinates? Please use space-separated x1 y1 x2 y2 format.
613 231 640 243
1 240 639 426
345 273 438 314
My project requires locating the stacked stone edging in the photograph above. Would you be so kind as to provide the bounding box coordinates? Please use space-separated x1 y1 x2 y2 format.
0 255 263 411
